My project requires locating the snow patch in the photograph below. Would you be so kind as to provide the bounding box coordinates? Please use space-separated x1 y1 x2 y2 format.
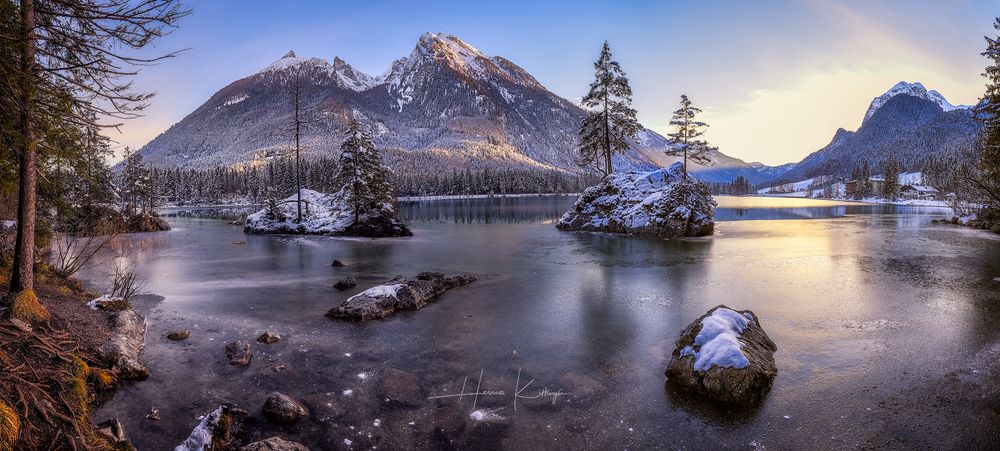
680 307 753 371
222 94 248 107
174 406 224 451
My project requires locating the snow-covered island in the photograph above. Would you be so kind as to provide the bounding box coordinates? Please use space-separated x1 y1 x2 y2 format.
557 162 716 238
245 118 412 237
244 188 411 237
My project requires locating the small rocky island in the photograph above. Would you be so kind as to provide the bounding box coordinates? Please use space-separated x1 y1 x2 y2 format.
245 118 412 237
557 161 716 238
327 272 476 321
665 305 777 405
244 188 411 237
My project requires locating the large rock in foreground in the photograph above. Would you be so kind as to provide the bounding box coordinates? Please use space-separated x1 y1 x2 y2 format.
96 308 150 380
244 189 411 237
327 272 476 321
557 162 715 238
665 305 776 405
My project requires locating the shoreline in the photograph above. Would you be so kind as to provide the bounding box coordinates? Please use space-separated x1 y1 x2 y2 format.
157 192 584 210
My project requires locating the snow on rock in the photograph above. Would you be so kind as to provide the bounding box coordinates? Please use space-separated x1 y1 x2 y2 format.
327 272 476 321
557 162 716 238
174 404 247 451
679 308 752 371
244 188 411 237
666 305 777 406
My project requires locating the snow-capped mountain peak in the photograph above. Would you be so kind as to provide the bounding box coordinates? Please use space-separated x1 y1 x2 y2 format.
863 81 969 123
331 56 377 91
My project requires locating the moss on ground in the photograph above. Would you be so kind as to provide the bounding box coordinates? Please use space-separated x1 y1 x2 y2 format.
5 290 50 323
0 400 19 451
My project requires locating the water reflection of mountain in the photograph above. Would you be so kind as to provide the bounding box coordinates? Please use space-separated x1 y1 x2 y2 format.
715 204 950 221
159 197 952 225
161 206 258 222
397 197 576 224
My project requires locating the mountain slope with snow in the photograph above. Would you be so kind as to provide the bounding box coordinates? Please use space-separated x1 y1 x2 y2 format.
863 81 969 123
778 82 980 182
137 32 785 184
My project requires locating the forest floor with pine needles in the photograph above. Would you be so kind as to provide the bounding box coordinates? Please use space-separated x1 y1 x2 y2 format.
0 263 131 450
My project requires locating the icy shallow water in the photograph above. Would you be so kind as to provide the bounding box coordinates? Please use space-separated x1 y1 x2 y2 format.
84 196 1000 449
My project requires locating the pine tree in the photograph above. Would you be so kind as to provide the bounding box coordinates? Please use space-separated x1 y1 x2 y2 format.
334 119 393 223
972 17 1000 211
666 95 716 178
577 41 642 175
859 160 873 199
3 0 188 313
883 155 901 201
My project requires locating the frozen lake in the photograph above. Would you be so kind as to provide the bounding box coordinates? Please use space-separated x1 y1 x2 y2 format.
86 196 1000 449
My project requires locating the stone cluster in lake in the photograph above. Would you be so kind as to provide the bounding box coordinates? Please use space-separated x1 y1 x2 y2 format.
557 161 716 238
665 305 777 406
327 272 476 321
244 188 411 237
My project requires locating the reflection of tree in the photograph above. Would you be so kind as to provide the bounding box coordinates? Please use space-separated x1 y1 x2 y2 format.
397 197 576 224
577 265 636 374
572 233 715 376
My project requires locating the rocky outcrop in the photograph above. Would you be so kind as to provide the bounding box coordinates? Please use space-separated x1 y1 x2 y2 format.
96 308 149 380
95 418 132 449
261 392 308 424
126 211 171 232
257 331 281 344
241 437 309 451
244 189 411 237
557 162 716 238
225 340 253 367
326 272 476 321
665 305 777 406
174 404 248 451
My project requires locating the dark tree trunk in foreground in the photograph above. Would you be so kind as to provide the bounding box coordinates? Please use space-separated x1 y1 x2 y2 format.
9 0 36 295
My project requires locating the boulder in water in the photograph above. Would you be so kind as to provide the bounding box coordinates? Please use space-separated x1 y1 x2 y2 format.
665 305 777 405
225 340 253 367
261 392 308 424
326 272 476 321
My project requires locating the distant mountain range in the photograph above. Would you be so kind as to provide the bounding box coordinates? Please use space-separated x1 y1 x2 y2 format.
778 81 980 182
136 32 785 184
136 33 981 189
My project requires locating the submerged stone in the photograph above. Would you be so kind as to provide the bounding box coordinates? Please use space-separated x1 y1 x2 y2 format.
225 340 253 367
261 392 308 424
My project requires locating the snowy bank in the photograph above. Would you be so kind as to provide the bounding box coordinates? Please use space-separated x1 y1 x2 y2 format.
244 188 411 237
665 305 777 405
327 272 476 321
556 162 716 238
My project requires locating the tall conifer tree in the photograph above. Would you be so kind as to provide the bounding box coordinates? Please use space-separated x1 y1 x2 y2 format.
577 41 641 176
335 119 393 223
666 94 715 177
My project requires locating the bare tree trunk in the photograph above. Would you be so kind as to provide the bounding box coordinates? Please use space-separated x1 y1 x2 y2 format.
10 0 36 295
603 95 612 176
294 78 302 223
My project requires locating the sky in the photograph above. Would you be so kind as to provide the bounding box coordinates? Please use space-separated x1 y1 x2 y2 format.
107 0 998 166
